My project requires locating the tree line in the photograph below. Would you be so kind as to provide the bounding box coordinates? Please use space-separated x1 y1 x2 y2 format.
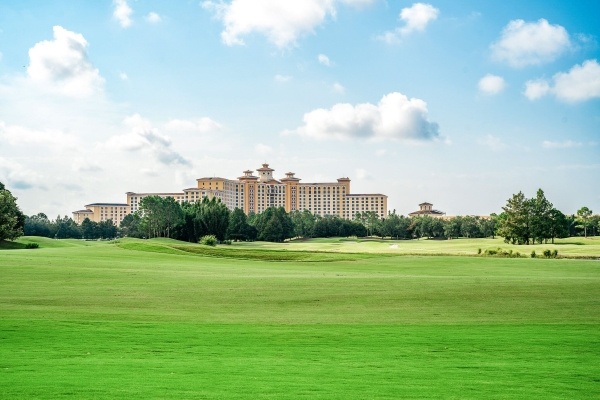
2 181 599 244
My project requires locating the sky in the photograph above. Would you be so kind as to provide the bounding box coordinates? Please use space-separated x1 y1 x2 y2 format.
0 0 599 218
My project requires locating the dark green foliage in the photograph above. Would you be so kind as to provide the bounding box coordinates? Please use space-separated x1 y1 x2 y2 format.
120 212 144 238
227 208 254 241
251 207 294 242
24 242 39 249
139 196 184 238
53 215 82 239
0 182 23 242
81 218 118 239
24 213 54 237
498 189 569 245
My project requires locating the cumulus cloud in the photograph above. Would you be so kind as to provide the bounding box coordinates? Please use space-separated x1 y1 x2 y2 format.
523 79 550 100
542 140 582 149
26 26 104 97
524 59 600 102
164 117 222 133
379 3 439 44
113 0 133 28
318 53 332 66
107 114 191 166
491 19 570 67
477 134 506 151
286 92 440 142
202 0 374 48
145 12 162 23
0 157 42 190
478 74 505 95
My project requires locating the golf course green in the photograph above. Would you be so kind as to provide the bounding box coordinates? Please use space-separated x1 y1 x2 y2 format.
1 237 598 398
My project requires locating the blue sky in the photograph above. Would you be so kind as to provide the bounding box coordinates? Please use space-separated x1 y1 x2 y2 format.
0 0 598 218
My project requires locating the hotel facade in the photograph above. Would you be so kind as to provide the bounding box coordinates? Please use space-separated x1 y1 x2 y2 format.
73 163 388 225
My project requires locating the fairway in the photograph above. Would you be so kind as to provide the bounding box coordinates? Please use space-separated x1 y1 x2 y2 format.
1 238 599 398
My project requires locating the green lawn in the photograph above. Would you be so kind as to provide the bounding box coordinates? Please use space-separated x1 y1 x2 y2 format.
1 237 599 398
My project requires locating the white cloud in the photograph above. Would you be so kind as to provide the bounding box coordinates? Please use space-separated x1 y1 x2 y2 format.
491 19 570 67
286 91 440 142
542 140 582 149
523 79 550 100
119 72 129 81
255 143 273 155
379 3 439 44
318 53 332 66
274 74 292 83
145 12 162 24
27 26 104 97
113 0 133 28
164 117 222 133
107 114 191 166
553 59 600 102
525 60 600 102
0 157 43 190
478 74 505 95
332 82 345 94
202 0 374 48
477 134 506 151
0 121 77 149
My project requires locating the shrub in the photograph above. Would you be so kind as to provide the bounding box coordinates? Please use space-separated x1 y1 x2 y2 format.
199 235 217 246
477 248 482 255
552 249 558 258
25 242 39 249
531 251 536 258
543 249 551 258
222 239 232 245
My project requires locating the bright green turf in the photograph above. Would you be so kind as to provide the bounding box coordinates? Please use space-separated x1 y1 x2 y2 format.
1 238 599 398
228 236 600 258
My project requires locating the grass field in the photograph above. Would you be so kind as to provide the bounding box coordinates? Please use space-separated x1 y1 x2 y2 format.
1 237 599 398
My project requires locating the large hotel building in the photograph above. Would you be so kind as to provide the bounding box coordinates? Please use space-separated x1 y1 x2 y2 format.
73 163 388 225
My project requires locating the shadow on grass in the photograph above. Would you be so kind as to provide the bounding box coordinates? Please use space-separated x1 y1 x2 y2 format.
0 240 28 250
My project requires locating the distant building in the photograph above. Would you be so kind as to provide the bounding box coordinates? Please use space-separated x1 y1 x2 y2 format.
408 202 446 217
73 163 388 225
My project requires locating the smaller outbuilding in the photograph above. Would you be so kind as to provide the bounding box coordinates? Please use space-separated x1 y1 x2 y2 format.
408 202 446 217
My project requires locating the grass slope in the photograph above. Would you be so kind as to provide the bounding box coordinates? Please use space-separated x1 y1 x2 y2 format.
0 239 599 398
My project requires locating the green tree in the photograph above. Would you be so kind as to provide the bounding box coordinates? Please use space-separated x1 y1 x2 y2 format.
460 216 480 238
443 216 462 239
0 183 23 241
197 197 230 241
547 208 568 243
54 215 81 239
498 191 531 245
120 212 143 238
290 210 316 238
24 213 54 237
139 196 184 238
227 208 254 241
530 189 553 244
253 207 294 242
576 206 593 238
